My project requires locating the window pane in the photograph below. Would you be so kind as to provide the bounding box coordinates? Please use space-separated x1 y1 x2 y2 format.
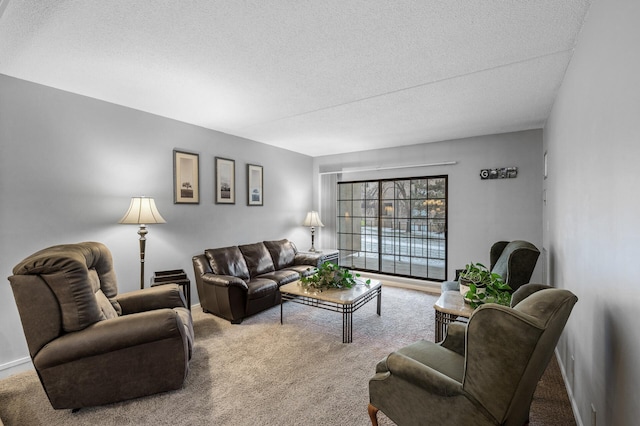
428 238 446 259
339 183 353 200
411 258 428 278
428 178 446 198
337 176 447 281
395 180 410 199
365 181 379 199
381 181 394 200
428 219 446 235
411 218 427 233
338 200 352 216
365 253 379 270
352 182 365 199
411 179 428 199
365 200 378 216
339 233 351 249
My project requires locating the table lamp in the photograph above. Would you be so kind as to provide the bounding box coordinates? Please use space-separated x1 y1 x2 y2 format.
119 196 166 289
302 211 324 252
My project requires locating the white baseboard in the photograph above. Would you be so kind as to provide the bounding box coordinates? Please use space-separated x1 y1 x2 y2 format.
358 272 442 295
555 348 583 426
0 357 33 380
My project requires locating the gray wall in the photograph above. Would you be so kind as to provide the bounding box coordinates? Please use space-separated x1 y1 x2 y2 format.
313 130 544 283
544 0 640 424
0 74 313 372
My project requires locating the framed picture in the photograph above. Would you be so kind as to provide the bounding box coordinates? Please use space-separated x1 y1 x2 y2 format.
215 157 235 204
173 150 199 204
247 164 263 206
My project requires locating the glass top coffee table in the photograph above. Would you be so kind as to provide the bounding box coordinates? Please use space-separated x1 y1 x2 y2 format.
434 290 474 342
279 278 381 343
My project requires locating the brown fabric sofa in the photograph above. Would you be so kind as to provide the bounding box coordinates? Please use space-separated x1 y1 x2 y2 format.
8 242 194 410
192 239 324 323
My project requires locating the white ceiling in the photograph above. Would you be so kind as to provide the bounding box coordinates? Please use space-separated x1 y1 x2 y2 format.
0 0 592 157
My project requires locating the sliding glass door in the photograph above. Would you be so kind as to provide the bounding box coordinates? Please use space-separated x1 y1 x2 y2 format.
337 176 447 281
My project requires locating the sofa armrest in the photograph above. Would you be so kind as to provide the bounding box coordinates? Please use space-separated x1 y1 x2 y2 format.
440 322 467 356
383 352 464 397
117 284 186 314
34 309 186 369
201 273 249 290
294 252 324 267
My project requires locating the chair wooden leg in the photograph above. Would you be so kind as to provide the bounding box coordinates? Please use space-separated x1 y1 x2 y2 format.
368 403 379 426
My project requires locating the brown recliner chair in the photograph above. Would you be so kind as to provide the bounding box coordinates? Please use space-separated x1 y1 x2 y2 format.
8 242 194 410
368 284 577 425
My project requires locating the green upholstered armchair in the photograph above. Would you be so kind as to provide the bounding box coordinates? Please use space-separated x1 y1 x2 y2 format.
368 284 577 426
442 240 540 293
8 242 194 410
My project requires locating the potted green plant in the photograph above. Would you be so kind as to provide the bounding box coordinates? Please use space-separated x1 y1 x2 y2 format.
459 262 512 307
300 261 369 291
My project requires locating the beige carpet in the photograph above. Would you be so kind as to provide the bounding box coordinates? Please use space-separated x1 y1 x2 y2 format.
0 286 574 425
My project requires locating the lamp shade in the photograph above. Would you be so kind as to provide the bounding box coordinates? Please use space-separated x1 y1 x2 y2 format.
118 197 167 225
302 211 324 227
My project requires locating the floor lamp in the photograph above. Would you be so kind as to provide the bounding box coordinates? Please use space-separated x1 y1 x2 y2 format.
302 211 324 252
119 196 166 289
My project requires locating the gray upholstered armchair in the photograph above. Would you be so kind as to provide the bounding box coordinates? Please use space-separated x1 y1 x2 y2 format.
8 242 194 410
442 240 540 293
368 284 577 425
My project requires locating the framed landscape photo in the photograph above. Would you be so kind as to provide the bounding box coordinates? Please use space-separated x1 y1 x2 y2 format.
173 150 199 204
215 157 235 204
247 164 263 206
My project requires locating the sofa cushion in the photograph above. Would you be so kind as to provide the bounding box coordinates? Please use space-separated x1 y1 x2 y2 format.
257 269 300 286
239 242 275 277
283 264 317 278
246 278 278 300
205 246 250 281
264 239 296 269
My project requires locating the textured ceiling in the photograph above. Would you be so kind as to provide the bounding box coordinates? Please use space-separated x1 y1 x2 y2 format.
0 0 592 156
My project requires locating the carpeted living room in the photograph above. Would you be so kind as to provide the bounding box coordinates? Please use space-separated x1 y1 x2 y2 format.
1 279 576 425
2 1 640 425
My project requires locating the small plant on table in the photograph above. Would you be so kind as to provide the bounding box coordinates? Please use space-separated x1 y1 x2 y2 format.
300 261 370 291
459 262 512 308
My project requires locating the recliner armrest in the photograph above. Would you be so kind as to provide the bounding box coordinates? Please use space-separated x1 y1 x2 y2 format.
34 309 186 369
117 284 186 314
382 352 464 397
201 273 249 290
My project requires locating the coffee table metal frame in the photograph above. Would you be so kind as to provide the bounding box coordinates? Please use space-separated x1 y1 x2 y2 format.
279 279 381 343
434 290 474 342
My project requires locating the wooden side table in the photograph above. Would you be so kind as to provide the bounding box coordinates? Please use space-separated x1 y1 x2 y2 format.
433 291 474 342
151 269 191 310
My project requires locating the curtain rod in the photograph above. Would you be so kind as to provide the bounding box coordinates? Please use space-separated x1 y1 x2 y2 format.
319 161 457 175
